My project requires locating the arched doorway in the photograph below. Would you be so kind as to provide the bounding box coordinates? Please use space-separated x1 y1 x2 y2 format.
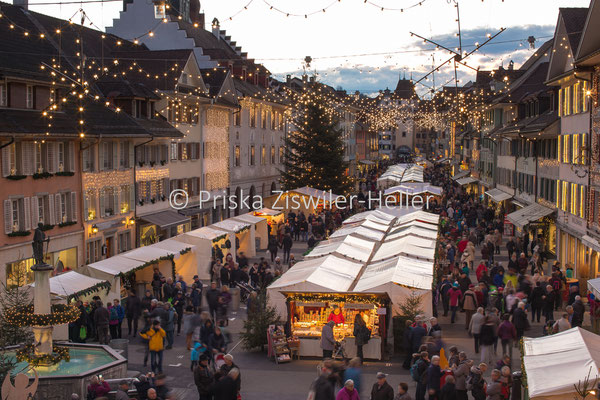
234 186 241 216
249 185 256 211
270 181 277 195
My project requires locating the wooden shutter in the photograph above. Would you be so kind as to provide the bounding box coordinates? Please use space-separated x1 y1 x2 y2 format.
4 199 12 233
2 146 10 177
99 189 105 218
112 142 118 170
162 178 169 197
71 192 77 222
54 193 61 224
48 194 55 225
22 142 34 175
47 142 56 173
23 197 31 231
68 141 75 172
129 184 135 211
128 142 134 168
31 196 39 227
82 147 89 172
178 143 183 160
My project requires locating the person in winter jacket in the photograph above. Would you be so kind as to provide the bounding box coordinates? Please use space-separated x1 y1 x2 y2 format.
469 363 487 400
427 355 442 398
479 317 496 366
448 284 463 324
572 296 585 327
311 361 335 400
321 321 336 359
511 302 529 341
485 369 502 400
336 379 360 400
394 382 412 400
190 341 207 371
439 375 457 400
463 285 479 330
209 327 227 355
468 308 485 353
371 372 395 400
497 314 516 362
125 290 142 337
140 320 166 373
451 352 470 400
193 354 213 400
529 281 545 323
87 375 111 399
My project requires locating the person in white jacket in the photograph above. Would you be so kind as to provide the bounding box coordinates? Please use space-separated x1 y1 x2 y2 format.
469 307 486 354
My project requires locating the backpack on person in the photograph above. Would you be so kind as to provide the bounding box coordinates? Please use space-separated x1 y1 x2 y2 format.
410 359 423 381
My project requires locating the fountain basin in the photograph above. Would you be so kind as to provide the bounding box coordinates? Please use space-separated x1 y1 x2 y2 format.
6 342 127 399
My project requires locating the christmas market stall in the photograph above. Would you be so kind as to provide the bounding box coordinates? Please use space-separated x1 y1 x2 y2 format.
266 254 386 360
383 183 442 207
172 226 236 280
263 186 344 215
232 213 269 250
31 271 111 303
252 208 285 237
84 241 194 299
212 218 255 257
520 327 600 399
343 209 396 225
304 235 375 263
377 164 425 189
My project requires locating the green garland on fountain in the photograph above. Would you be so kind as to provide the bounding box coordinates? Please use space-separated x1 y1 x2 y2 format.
16 344 70 367
5 304 80 327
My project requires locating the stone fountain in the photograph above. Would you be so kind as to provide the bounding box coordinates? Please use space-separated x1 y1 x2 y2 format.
3 224 128 399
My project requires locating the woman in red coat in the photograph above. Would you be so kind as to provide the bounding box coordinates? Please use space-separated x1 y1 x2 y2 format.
328 305 345 325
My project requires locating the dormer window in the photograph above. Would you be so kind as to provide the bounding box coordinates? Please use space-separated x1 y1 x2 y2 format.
154 3 166 19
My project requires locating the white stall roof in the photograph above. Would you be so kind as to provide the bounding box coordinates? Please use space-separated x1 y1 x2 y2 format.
485 188 513 203
212 219 251 233
396 210 440 225
385 234 436 249
290 186 342 201
343 210 395 225
384 183 442 197
456 176 477 185
186 226 228 240
360 218 392 232
31 271 109 298
506 203 554 229
253 208 283 216
152 238 195 257
330 224 386 241
371 238 435 262
305 237 375 263
522 327 600 399
87 255 142 276
122 246 175 263
387 225 439 241
354 256 433 292
588 278 600 300
268 255 364 293
392 221 439 234
451 170 470 180
233 213 265 224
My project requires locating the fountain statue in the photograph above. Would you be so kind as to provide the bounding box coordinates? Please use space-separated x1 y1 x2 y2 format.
30 224 53 356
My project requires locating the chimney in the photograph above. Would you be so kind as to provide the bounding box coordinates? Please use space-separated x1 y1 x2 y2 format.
14 0 28 9
286 74 291 84
211 18 220 38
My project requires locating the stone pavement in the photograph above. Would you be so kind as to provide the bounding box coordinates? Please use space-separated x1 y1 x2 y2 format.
116 233 585 399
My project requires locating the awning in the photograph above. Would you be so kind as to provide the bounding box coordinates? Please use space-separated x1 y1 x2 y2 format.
253 208 283 217
212 219 251 233
31 271 110 299
451 170 470 180
506 203 554 228
140 210 189 228
485 188 513 203
456 176 477 185
588 278 600 299
582 235 600 253
359 160 375 165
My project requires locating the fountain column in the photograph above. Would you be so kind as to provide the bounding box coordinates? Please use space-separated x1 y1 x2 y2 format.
31 263 54 356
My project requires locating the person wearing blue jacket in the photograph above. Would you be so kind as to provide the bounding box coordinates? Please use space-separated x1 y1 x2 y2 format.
427 355 442 399
190 341 207 371
113 299 125 339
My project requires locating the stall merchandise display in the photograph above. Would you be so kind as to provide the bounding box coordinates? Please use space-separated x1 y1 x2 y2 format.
291 302 379 340
268 326 291 364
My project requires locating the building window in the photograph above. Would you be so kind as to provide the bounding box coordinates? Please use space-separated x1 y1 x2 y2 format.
120 185 131 214
0 83 6 107
57 142 65 172
261 145 266 165
26 85 33 109
118 231 131 253
250 107 256 128
84 189 97 221
37 195 45 224
261 109 267 129
271 146 276 164
234 145 240 167
234 110 241 126
279 146 284 164
249 146 255 166
59 192 68 223
402 131 406 137
86 238 102 264
11 198 20 232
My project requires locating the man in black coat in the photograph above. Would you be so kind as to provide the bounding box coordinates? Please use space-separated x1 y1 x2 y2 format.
206 281 221 321
125 290 142 337
512 302 529 340
311 362 335 400
94 300 110 344
543 284 556 323
371 372 394 400
194 354 213 400
281 233 293 263
213 369 239 400
572 296 585 327
530 282 545 323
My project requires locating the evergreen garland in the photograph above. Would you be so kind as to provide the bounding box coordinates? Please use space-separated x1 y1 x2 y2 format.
5 304 80 327
279 84 354 196
16 344 70 367
67 281 112 302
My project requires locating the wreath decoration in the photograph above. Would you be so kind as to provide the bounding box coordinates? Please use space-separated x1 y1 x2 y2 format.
16 344 71 367
5 304 80 327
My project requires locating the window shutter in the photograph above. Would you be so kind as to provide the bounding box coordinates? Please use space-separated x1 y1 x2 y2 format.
112 142 118 170
71 192 77 222
68 141 75 172
23 197 31 231
31 196 39 227
82 148 89 172
47 142 56 173
83 192 89 221
127 142 134 168
113 187 119 214
99 143 106 171
48 194 55 225
129 184 135 211
22 142 34 175
162 178 169 197
99 189 105 218
170 179 175 193
54 193 61 224
178 143 183 160
2 146 10 177
3 199 12 234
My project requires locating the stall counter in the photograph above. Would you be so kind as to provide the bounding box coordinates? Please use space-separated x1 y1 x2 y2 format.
297 336 382 360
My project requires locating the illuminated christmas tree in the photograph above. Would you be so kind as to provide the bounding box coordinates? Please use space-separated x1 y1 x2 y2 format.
280 86 354 195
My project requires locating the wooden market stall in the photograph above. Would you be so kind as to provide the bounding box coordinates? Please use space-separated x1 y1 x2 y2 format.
232 213 269 250
212 218 254 258
252 208 285 238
